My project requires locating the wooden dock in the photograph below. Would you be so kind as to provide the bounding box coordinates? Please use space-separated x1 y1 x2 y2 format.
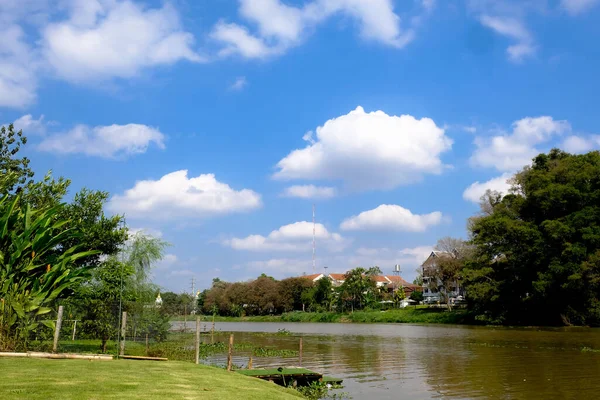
236 367 343 387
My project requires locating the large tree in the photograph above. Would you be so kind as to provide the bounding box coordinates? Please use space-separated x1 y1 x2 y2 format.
465 149 600 326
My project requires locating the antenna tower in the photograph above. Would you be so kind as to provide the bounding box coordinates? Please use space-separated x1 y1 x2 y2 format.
312 204 316 273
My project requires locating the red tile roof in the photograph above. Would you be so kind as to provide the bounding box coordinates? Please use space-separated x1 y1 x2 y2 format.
372 275 391 283
328 273 346 281
301 273 323 281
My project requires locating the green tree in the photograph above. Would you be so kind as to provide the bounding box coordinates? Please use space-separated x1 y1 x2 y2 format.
314 277 333 311
0 125 34 193
465 149 600 326
339 266 381 312
0 124 128 268
77 259 135 353
0 196 98 351
410 290 424 304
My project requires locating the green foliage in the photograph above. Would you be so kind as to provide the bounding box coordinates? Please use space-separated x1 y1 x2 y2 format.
75 259 135 352
465 149 600 326
122 231 169 287
409 291 424 304
0 196 99 351
58 189 128 269
293 381 349 400
338 267 381 311
201 276 317 316
0 124 34 193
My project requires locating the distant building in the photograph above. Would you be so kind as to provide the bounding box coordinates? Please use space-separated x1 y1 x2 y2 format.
421 250 464 303
298 272 419 297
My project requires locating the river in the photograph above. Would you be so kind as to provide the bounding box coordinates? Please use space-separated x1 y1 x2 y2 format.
171 321 600 399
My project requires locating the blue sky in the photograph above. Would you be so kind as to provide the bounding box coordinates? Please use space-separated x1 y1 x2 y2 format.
1 0 600 292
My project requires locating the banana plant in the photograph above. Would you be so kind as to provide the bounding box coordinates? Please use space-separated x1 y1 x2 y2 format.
0 195 99 351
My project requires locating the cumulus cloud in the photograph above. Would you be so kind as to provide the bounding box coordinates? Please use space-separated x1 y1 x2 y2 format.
245 244 433 280
470 116 571 172
281 185 337 199
224 221 348 252
38 123 166 158
462 173 513 203
562 135 600 154
42 0 202 83
108 170 262 219
340 204 443 232
561 0 600 15
274 106 452 191
210 0 415 59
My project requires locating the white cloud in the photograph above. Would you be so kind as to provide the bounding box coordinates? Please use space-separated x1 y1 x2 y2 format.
38 123 165 158
470 116 571 172
210 0 415 59
562 135 600 153
274 106 452 191
340 204 443 232
281 185 337 199
8 114 46 135
229 76 248 91
479 15 535 62
462 173 513 203
155 253 178 270
561 0 600 15
0 24 38 108
225 221 348 252
42 0 202 83
108 170 262 219
245 244 433 280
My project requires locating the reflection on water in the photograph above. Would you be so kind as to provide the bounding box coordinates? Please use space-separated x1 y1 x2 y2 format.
171 321 600 399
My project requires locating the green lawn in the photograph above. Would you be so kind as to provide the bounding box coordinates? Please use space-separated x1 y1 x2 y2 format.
0 358 303 400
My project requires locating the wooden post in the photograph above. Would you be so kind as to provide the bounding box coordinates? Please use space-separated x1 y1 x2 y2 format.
226 334 234 371
145 334 149 356
248 356 253 369
71 320 77 341
184 305 187 332
195 317 200 365
119 311 127 356
299 337 303 366
211 314 215 344
52 306 64 353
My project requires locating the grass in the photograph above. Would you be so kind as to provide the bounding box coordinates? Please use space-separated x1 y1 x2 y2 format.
50 333 298 361
0 358 303 400
176 308 472 325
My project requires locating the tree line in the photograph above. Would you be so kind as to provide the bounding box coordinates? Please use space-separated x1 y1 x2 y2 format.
193 268 424 317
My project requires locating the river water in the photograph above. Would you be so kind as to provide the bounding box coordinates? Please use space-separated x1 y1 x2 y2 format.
171 321 600 399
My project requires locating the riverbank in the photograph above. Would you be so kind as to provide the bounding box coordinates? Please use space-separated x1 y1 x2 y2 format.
174 308 471 325
0 358 302 400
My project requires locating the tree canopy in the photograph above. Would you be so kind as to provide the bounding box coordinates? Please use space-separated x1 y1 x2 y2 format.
465 149 600 326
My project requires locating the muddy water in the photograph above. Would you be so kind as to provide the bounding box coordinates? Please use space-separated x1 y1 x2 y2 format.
171 321 600 399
